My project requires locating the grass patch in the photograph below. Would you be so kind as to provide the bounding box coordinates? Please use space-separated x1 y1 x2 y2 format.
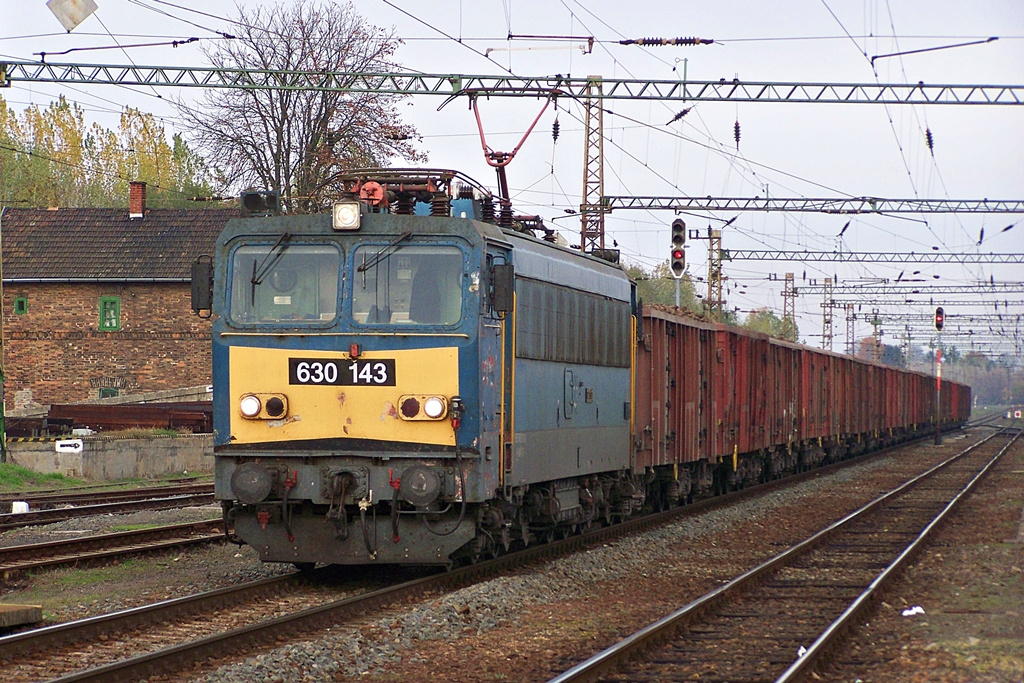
0 462 84 491
51 560 140 589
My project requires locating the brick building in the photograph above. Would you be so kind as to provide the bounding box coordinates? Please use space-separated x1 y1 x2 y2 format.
0 182 232 412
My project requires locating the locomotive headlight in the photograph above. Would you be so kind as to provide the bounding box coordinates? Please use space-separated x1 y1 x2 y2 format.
238 393 289 420
332 200 361 231
398 395 449 421
239 394 262 418
423 396 446 419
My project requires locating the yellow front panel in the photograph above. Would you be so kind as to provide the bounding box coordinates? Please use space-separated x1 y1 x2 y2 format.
229 346 459 446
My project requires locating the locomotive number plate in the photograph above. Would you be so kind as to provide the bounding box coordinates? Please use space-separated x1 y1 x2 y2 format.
288 358 396 386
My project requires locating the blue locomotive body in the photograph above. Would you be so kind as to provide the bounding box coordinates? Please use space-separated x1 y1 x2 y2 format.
202 170 636 566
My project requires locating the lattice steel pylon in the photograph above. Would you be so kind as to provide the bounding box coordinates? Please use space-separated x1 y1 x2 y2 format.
901 325 912 368
580 76 605 252
871 308 883 362
845 304 856 355
821 277 835 351
707 228 725 322
782 273 797 341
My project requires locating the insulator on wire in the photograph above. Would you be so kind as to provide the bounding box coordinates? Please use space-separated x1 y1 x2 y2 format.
733 120 741 150
552 117 560 143
666 107 692 125
925 128 935 156
619 36 714 46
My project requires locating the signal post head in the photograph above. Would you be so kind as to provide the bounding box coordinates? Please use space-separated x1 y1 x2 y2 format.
670 218 686 279
934 306 944 331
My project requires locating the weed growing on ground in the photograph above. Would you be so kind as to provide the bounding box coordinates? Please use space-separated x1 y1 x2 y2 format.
0 462 83 491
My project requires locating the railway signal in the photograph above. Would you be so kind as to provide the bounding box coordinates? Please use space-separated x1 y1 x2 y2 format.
670 219 686 279
934 306 945 331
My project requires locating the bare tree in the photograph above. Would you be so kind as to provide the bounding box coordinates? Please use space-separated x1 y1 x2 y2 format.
177 0 424 212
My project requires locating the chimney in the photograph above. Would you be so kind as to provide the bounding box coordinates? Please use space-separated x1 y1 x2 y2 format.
129 181 147 219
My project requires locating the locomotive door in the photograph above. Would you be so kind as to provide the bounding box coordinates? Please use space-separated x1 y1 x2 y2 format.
483 248 514 489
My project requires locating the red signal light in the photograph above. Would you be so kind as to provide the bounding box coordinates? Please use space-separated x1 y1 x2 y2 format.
670 219 686 279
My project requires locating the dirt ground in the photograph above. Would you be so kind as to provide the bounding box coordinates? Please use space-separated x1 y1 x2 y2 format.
820 438 1024 683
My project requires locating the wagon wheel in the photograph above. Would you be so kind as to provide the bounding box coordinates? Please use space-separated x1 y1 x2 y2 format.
467 533 496 564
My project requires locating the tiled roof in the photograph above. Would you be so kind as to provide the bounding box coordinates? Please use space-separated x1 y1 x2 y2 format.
0 207 233 279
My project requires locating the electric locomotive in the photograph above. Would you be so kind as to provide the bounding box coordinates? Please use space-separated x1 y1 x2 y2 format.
192 169 638 566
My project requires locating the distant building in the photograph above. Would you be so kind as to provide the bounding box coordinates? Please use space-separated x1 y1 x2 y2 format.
1 182 231 412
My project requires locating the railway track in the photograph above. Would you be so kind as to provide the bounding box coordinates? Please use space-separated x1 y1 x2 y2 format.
0 568 394 682
0 491 216 532
0 432 961 682
0 494 217 532
0 481 205 507
548 427 1021 683
0 481 213 512
0 519 225 577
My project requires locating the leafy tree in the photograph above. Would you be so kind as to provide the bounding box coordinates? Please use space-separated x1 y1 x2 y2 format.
176 0 425 213
0 94 217 208
626 261 701 314
857 336 904 366
742 307 799 341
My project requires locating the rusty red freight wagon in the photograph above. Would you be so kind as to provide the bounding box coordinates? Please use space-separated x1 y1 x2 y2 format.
634 304 970 495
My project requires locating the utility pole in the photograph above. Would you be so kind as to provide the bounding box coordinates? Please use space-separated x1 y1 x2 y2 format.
707 228 724 323
934 307 944 445
845 304 856 355
580 76 605 253
782 273 797 341
821 278 834 351
902 325 912 368
871 308 883 362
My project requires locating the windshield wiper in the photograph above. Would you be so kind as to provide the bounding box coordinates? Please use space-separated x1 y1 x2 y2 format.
250 231 292 304
357 231 412 272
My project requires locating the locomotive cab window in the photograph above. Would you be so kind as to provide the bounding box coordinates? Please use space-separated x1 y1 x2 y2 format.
229 244 340 324
352 244 464 326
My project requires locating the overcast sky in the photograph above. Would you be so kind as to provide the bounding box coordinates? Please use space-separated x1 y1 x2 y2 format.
2 0 1022 356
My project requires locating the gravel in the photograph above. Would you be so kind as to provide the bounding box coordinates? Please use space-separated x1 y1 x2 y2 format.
192 457 898 683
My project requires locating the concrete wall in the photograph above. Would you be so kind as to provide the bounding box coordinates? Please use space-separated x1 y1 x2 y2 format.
7 434 213 480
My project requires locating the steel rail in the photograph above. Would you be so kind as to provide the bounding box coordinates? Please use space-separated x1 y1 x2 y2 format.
0 477 206 502
546 428 1009 683
38 431 955 682
0 494 216 531
0 519 224 575
0 483 214 510
2 61 1023 104
775 428 1022 682
0 572 300 660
